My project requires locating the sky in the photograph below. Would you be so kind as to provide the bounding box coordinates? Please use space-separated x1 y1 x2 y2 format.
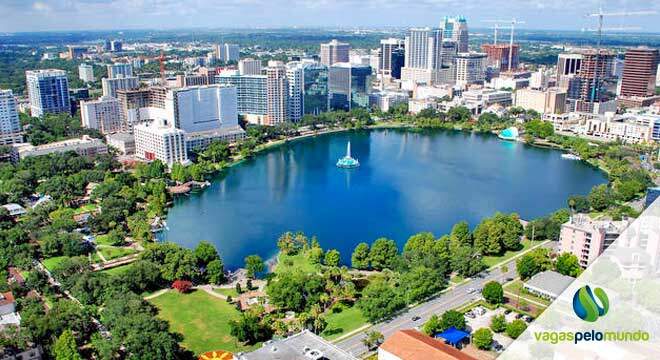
0 0 659 33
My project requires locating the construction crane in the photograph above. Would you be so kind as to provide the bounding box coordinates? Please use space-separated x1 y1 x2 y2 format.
158 50 166 85
483 19 525 72
583 7 656 103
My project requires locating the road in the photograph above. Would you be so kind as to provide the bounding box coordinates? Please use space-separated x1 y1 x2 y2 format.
336 241 555 357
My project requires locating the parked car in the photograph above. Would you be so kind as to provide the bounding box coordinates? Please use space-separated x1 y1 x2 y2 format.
523 315 533 323
473 307 486 316
411 316 421 321
504 309 512 315
465 312 476 318
493 342 504 353
505 277 514 282
515 313 524 319
466 287 476 294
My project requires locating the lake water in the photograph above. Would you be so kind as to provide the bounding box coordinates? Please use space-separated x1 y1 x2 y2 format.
161 129 606 269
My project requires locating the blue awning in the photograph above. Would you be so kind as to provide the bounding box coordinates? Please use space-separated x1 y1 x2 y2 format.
436 326 470 345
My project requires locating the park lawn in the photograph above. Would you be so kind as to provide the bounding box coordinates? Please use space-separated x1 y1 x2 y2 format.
98 246 136 260
95 234 115 246
42 256 69 272
482 239 544 268
100 264 132 276
72 203 97 215
503 279 551 306
275 251 318 275
321 303 368 341
149 290 258 355
449 274 465 285
213 288 238 298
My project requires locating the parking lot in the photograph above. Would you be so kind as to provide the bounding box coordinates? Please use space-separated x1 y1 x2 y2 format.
464 305 533 351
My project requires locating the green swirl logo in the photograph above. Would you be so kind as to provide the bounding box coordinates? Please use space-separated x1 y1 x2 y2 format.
572 285 609 322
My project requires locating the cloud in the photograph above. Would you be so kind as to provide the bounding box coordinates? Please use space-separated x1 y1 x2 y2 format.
32 1 52 12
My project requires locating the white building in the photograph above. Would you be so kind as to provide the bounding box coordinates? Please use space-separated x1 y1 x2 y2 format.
80 96 124 133
0 90 23 145
320 39 350 66
266 62 289 125
134 120 188 166
26 69 70 117
461 88 512 114
216 43 240 63
170 85 239 133
286 62 304 122
78 64 95 83
401 28 443 88
369 91 409 112
514 88 567 115
454 52 486 87
107 63 133 79
239 58 262 75
106 132 135 155
580 112 660 143
102 76 139 98
11 136 107 161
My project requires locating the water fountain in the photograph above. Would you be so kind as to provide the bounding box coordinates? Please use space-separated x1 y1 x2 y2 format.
336 141 360 168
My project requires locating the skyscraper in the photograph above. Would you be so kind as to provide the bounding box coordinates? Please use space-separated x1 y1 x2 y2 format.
0 89 23 145
107 63 133 79
481 44 519 72
266 62 289 125
239 58 263 75
302 62 328 115
557 53 583 76
80 96 124 134
286 62 304 122
619 47 659 98
328 63 372 111
454 52 487 87
110 40 122 52
379 38 405 78
404 28 443 70
26 69 70 117
215 44 241 63
575 49 615 112
320 39 350 66
102 76 140 98
441 16 469 52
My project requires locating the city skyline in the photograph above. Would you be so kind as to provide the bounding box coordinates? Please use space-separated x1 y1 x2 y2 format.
1 0 659 33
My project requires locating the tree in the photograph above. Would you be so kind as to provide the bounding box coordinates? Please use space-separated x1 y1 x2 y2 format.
490 314 507 333
516 248 552 279
357 280 405 322
451 246 485 277
229 312 273 344
161 248 199 281
194 240 220 267
206 259 225 284
369 238 399 270
267 272 325 312
472 328 493 350
309 247 324 265
245 255 264 279
555 253 582 277
172 280 193 293
506 319 527 339
589 184 615 211
568 195 590 213
422 314 442 336
361 330 384 350
482 281 504 305
450 221 472 247
324 249 340 267
440 310 466 331
400 266 445 304
52 330 82 360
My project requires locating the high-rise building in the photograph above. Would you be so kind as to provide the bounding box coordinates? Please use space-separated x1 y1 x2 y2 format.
379 38 405 78
107 63 133 79
78 64 95 83
514 88 567 115
110 40 122 52
170 85 239 133
216 74 268 124
80 96 124 134
454 52 486 87
320 39 350 66
328 63 372 111
390 48 405 80
239 58 262 75
286 62 304 122
134 120 188 166
102 76 140 98
557 53 583 76
440 40 458 67
441 16 469 52
0 90 23 145
619 47 659 98
26 69 70 117
265 62 289 125
559 214 631 268
215 43 241 63
67 46 87 60
302 62 328 115
404 28 443 70
574 49 615 112
481 44 519 72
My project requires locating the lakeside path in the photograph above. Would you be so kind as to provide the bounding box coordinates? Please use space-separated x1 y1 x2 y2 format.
334 240 555 357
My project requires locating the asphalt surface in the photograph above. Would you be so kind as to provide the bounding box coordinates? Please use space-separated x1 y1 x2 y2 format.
336 241 555 357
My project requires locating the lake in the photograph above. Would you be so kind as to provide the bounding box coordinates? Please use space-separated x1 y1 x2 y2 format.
161 128 606 268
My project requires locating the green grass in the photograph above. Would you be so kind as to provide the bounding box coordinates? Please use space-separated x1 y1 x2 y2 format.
503 279 551 306
94 234 114 246
275 251 318 274
449 275 465 285
320 303 368 340
149 290 258 355
213 288 238 298
100 264 132 276
97 246 136 261
482 240 543 267
42 256 69 272
72 203 97 215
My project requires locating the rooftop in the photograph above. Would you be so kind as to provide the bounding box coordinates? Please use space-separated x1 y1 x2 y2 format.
524 270 575 298
380 329 477 360
236 330 357 360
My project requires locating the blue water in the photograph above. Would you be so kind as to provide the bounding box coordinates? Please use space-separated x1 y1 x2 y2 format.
161 129 606 269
